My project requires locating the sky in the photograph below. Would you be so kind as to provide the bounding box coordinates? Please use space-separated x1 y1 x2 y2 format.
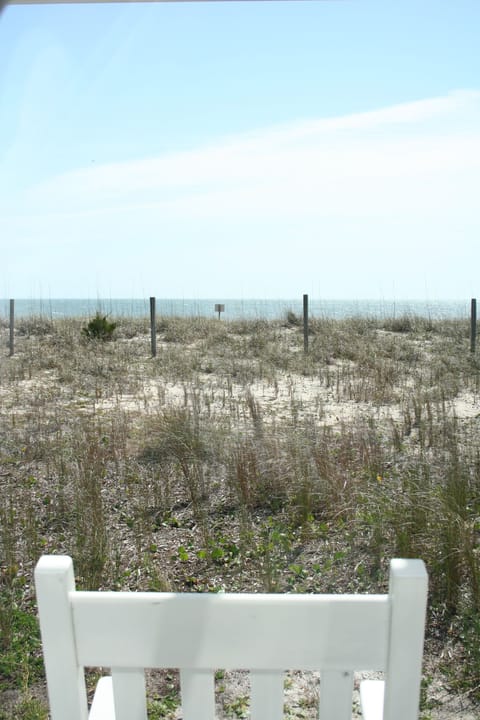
1 0 480 300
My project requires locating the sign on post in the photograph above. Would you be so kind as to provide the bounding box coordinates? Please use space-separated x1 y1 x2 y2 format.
215 304 225 320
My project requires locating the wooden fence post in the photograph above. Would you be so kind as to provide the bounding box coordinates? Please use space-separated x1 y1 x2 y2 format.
9 299 14 356
150 297 157 358
303 294 308 354
471 298 477 354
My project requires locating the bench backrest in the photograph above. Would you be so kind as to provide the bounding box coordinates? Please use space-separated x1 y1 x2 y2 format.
35 555 427 720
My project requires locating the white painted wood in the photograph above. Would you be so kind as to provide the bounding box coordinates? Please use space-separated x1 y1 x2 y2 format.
180 669 215 720
360 680 385 720
35 555 428 720
319 670 354 720
111 668 148 720
88 677 116 720
34 556 89 720
383 559 428 720
250 671 284 720
71 592 389 669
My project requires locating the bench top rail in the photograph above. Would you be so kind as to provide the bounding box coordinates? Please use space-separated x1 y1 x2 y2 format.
70 590 390 669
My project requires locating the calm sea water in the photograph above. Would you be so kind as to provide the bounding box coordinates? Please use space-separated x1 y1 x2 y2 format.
0 298 471 321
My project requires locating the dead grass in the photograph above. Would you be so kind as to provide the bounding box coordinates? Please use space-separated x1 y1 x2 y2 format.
1 314 480 718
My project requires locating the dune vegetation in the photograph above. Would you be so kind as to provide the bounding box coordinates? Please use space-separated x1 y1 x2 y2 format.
1 312 479 718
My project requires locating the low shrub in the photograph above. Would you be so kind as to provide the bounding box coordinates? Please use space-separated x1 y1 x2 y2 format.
82 313 117 341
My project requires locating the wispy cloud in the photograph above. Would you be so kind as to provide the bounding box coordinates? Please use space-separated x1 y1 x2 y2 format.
4 90 480 298
12 89 480 224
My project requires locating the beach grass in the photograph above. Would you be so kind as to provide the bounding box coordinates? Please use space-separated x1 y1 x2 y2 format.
0 313 479 718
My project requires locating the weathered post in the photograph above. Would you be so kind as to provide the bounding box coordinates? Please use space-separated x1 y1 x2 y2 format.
471 298 477 354
9 299 14 356
303 294 308 354
150 297 157 358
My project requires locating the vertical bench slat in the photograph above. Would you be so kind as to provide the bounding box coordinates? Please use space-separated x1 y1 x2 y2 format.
34 556 89 720
383 559 428 720
250 671 284 720
318 670 354 720
180 669 215 720
112 668 148 720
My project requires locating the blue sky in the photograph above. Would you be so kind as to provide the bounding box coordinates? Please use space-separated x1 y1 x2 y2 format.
1 0 480 299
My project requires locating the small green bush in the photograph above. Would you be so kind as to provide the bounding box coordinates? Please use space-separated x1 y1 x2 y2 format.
381 315 414 333
285 310 301 326
82 313 117 341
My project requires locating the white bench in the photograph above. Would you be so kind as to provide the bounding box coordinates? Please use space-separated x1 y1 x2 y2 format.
35 555 427 720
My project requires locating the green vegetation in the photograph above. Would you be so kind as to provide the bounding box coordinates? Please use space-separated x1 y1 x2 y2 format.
0 313 479 717
82 312 117 341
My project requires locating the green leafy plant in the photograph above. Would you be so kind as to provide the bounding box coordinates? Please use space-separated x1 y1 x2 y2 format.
147 691 180 719
285 310 301 326
82 313 117 341
0 695 49 720
224 695 249 718
0 594 44 689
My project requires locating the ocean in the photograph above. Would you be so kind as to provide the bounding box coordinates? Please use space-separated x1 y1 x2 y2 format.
0 297 472 321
